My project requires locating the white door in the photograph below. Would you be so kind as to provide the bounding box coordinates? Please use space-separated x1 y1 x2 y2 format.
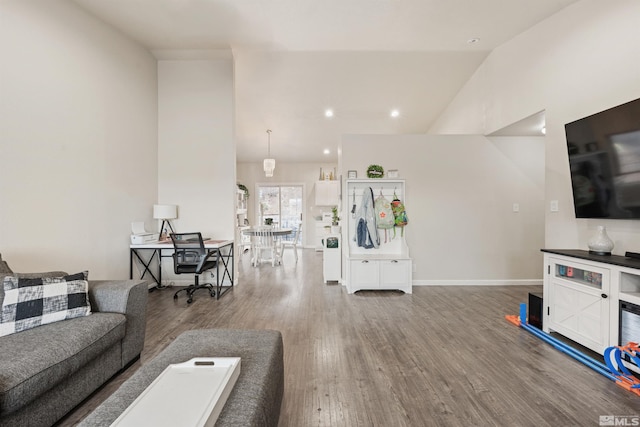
257 184 303 242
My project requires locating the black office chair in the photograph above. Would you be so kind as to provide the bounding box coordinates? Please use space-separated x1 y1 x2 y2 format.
169 232 217 304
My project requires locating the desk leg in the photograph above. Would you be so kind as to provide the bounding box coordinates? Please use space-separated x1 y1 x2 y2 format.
216 243 234 300
131 248 161 288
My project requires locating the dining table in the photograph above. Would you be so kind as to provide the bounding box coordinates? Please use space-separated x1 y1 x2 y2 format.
240 227 293 237
241 227 293 266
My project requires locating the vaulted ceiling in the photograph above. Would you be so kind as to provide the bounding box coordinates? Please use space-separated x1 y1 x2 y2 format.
73 0 578 162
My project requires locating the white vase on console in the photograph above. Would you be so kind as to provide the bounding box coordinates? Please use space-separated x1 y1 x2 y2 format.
588 225 614 255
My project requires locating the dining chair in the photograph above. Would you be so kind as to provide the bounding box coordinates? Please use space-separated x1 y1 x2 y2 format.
169 232 217 304
279 223 302 263
250 227 279 267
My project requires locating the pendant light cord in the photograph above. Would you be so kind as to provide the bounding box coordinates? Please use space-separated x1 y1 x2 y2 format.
267 129 272 156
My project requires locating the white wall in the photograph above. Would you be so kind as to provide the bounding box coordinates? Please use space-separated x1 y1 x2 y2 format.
0 0 158 277
429 0 640 255
157 58 235 283
236 161 338 248
158 59 235 236
341 134 545 284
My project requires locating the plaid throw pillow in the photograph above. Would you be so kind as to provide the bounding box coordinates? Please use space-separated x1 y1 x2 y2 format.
0 272 91 337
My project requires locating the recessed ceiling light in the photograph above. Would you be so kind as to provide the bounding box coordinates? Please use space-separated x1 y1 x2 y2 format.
467 38 480 44
390 109 400 118
325 109 334 118
323 149 330 155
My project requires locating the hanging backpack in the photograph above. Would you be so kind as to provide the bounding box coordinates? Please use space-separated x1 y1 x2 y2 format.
391 192 408 237
375 191 395 243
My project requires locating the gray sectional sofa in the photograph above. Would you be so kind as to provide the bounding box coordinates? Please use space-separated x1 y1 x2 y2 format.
0 254 148 427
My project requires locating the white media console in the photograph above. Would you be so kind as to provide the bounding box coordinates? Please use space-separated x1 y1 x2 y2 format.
542 249 640 357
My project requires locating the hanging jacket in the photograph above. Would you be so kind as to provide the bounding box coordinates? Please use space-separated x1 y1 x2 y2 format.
354 187 379 249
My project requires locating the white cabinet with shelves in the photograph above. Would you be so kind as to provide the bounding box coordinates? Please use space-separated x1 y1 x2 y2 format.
236 188 248 229
315 180 339 206
542 249 640 357
314 221 330 251
344 179 411 294
235 188 250 264
236 188 247 214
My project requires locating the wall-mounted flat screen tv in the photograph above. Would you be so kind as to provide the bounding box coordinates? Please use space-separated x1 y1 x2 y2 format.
565 97 640 219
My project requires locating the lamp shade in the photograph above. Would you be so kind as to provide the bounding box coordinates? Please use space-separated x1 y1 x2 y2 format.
263 129 275 177
263 158 275 177
153 204 178 220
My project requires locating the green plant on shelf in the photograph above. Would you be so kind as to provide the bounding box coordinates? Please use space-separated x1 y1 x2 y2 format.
331 206 340 225
237 183 249 198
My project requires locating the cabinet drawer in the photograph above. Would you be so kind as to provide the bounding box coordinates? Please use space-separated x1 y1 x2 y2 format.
349 259 379 288
347 258 412 293
380 259 411 289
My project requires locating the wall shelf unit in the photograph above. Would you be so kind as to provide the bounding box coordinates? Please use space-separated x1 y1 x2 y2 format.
235 188 249 252
315 180 339 206
344 179 411 294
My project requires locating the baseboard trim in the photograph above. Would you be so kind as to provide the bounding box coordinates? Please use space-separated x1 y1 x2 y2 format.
412 279 543 286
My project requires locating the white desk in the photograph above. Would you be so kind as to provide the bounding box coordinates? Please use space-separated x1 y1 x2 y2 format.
130 239 234 299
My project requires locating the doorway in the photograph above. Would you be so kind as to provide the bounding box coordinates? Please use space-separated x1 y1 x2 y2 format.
257 184 304 242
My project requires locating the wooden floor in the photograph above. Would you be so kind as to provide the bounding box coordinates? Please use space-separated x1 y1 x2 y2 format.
61 249 640 426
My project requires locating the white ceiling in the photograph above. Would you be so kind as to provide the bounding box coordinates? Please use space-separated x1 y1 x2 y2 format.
73 0 577 163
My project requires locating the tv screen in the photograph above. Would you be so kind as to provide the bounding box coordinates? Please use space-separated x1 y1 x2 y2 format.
565 97 640 219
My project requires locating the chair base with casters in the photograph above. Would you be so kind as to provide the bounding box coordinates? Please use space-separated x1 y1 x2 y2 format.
169 232 219 304
173 274 216 304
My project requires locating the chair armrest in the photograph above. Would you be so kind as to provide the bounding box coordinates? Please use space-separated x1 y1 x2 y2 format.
88 280 148 367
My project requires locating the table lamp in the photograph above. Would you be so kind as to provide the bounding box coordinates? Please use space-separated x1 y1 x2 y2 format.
153 204 178 236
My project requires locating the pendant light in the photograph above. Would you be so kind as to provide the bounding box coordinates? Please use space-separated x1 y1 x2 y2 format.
263 129 275 177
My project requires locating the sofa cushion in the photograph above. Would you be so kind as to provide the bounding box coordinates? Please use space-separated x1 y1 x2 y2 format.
0 259 11 275
0 255 13 309
0 268 68 315
0 273 90 337
0 312 126 416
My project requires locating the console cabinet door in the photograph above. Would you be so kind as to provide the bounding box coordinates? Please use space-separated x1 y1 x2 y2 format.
380 259 411 290
315 222 330 251
547 257 610 353
350 259 379 289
